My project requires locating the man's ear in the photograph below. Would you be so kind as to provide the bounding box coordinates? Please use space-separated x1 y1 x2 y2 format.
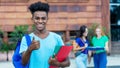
31 14 34 20
31 16 34 23
31 15 33 20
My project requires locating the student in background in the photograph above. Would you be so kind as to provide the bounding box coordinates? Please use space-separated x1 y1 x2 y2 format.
92 25 109 68
73 25 89 68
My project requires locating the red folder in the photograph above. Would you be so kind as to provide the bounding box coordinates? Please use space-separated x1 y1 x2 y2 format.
56 46 73 62
49 45 73 68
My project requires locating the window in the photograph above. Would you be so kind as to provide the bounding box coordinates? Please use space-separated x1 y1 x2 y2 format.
110 0 120 3
118 0 120 2
110 0 113 2
70 31 77 40
110 1 120 41
50 5 58 12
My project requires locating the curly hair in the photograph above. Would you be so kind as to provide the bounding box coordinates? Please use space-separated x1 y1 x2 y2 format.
28 1 49 14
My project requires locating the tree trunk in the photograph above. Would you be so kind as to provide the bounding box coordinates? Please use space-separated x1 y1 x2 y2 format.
6 51 9 61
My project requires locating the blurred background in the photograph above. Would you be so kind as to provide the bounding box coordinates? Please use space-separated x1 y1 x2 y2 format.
0 0 120 68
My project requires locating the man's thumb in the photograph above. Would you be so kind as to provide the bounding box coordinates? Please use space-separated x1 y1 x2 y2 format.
32 37 35 41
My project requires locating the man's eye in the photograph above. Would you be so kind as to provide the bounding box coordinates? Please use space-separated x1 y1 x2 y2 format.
41 17 46 20
35 17 39 20
35 17 47 20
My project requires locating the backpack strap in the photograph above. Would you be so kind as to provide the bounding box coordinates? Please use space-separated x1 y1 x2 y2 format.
25 34 31 46
24 34 31 68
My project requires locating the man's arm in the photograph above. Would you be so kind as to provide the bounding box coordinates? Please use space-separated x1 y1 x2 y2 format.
22 37 40 66
22 47 32 66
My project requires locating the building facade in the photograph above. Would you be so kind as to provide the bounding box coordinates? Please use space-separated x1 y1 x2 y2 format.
0 0 112 53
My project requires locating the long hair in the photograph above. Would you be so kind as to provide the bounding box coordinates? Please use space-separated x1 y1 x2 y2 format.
95 25 105 36
76 25 87 39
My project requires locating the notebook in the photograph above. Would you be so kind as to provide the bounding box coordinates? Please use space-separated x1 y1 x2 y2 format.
55 46 73 62
50 45 73 68
86 47 104 50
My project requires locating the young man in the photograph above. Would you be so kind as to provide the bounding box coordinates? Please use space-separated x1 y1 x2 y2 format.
19 1 70 68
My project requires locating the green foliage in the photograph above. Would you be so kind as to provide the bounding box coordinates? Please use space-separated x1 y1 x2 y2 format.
9 25 29 41
0 41 13 61
0 29 3 50
0 29 3 38
9 25 29 50
0 25 29 61
102 27 110 39
88 23 99 46
32 24 36 31
0 25 29 50
0 42 9 52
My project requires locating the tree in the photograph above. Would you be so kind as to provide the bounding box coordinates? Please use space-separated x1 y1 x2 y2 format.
0 25 29 61
88 23 99 46
0 42 10 61
0 29 10 61
9 25 29 50
10 25 29 41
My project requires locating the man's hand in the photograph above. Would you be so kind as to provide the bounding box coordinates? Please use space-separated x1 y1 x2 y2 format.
28 37 40 52
49 57 70 67
49 57 59 66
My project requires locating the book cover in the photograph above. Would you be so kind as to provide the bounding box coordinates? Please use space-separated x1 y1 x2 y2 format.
50 45 73 68
52 46 61 58
86 47 104 50
56 46 73 62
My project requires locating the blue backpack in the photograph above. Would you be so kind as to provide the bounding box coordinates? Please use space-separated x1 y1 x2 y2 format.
12 34 31 68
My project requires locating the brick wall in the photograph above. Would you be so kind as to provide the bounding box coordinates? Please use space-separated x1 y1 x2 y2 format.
0 0 109 31
0 0 113 54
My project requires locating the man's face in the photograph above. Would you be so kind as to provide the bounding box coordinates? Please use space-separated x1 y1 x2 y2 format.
32 11 48 31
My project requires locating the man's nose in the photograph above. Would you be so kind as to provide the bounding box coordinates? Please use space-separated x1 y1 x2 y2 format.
38 18 43 22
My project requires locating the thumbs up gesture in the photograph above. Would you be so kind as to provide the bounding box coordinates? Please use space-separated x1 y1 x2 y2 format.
29 37 40 51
